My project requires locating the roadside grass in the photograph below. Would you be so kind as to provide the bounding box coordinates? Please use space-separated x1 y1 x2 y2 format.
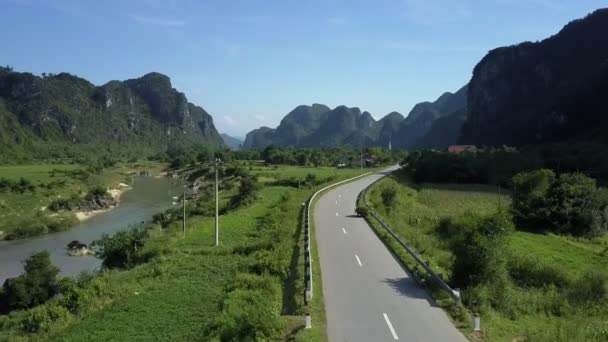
0 165 374 341
365 172 608 341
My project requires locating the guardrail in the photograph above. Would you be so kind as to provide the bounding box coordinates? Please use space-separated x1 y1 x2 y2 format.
359 176 462 303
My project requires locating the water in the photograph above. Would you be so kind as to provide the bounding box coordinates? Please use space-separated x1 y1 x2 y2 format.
0 176 185 284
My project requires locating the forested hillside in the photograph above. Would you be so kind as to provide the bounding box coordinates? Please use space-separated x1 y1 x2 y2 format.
0 68 222 163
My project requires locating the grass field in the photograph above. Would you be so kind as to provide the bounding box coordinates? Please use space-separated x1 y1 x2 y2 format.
0 165 374 341
366 172 608 341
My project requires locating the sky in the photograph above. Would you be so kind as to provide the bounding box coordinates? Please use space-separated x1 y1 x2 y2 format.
1 0 606 137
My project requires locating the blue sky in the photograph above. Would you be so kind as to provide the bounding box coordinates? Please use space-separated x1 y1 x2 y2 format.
1 0 605 137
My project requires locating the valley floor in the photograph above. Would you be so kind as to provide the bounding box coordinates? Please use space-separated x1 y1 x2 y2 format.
365 173 608 341
0 164 374 341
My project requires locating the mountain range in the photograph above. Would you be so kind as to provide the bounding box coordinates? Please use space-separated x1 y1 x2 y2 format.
243 85 466 150
245 9 608 151
0 69 222 162
2 9 607 160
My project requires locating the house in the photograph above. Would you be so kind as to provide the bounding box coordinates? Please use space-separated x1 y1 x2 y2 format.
448 145 476 154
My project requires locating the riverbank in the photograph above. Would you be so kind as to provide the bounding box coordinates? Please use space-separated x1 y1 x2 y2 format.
0 175 185 287
0 162 168 240
74 183 131 222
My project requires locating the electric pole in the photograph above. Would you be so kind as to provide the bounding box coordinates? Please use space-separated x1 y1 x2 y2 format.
360 149 363 170
215 158 220 246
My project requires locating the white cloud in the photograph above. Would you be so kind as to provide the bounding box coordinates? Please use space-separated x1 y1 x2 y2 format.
130 15 185 27
327 16 348 25
223 115 237 126
253 115 265 122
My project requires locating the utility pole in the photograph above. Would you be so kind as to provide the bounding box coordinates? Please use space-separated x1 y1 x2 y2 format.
215 158 220 246
182 191 186 238
360 149 363 170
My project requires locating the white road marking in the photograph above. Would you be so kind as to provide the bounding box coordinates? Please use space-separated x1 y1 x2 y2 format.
383 313 399 340
336 212 339 217
336 200 338 205
355 254 362 267
338 194 342 198
342 227 347 234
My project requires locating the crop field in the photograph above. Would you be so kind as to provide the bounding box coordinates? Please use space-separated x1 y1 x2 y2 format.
366 173 608 341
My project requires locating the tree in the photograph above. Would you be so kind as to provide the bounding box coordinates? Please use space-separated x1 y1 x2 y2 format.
1 251 59 312
511 170 608 237
545 173 608 237
196 148 211 163
92 225 149 269
511 169 555 230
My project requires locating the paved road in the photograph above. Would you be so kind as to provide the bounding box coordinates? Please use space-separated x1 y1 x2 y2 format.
314 167 467 342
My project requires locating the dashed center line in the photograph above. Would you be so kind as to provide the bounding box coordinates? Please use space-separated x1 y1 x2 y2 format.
383 313 399 340
336 212 339 217
354 254 362 267
336 200 338 205
342 227 347 234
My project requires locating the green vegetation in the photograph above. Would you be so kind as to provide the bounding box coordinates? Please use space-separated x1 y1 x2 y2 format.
0 67 222 164
92 225 151 269
0 252 60 313
0 164 372 341
512 169 608 237
365 170 608 341
0 161 163 240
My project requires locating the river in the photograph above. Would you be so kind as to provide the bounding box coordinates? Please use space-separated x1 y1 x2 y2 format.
0 176 185 284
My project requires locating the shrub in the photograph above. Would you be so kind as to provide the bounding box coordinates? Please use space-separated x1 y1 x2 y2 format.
92 224 149 269
213 282 281 341
85 186 109 201
20 305 70 333
569 271 608 305
449 211 513 289
44 212 78 233
381 187 397 208
4 219 48 240
59 286 93 314
228 176 259 209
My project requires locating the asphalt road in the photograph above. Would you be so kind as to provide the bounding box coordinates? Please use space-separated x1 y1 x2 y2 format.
314 167 468 342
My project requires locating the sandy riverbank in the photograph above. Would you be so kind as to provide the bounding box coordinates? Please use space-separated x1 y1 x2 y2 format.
75 184 131 222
